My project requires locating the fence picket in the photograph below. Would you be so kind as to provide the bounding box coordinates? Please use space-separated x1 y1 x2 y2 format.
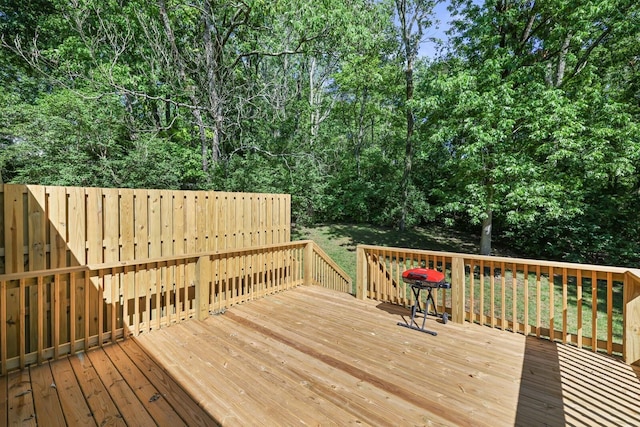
0 185 291 277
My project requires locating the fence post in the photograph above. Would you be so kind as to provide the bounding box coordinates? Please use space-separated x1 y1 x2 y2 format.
356 246 366 300
451 256 466 324
624 271 640 365
304 242 313 286
195 256 211 321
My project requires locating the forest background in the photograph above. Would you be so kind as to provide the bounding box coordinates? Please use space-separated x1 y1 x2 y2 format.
1 0 638 266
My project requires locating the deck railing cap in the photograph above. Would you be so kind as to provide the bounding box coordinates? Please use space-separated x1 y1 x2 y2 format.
356 244 633 274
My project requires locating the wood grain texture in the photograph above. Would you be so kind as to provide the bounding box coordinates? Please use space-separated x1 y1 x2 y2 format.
133 285 640 427
117 338 218 427
102 341 187 426
69 346 124 426
86 347 155 426
3 285 640 426
0 371 7 424
29 362 65 426
7 369 35 426
50 358 96 426
0 185 291 275
3 344 214 426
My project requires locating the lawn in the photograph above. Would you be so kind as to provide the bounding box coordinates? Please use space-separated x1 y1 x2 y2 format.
291 223 512 280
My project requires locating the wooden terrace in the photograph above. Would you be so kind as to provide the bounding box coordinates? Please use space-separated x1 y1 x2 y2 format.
3 185 640 426
5 285 640 426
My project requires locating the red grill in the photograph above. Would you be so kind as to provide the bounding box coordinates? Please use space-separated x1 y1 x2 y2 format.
401 268 445 285
397 268 450 335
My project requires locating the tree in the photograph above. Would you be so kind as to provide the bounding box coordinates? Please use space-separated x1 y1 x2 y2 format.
0 88 188 188
394 0 440 229
425 0 640 256
5 1 357 172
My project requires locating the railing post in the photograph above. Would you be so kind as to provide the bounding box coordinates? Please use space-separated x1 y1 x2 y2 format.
356 246 366 300
304 242 313 286
624 271 640 365
451 256 466 324
195 255 211 321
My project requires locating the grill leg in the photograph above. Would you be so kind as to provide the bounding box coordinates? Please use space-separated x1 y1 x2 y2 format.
426 288 438 317
410 303 419 327
397 284 437 336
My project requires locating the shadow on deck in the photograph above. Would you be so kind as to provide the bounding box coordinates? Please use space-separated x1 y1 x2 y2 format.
4 285 640 426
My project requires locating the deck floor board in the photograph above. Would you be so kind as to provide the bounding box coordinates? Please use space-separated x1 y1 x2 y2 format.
117 338 216 427
85 343 157 426
3 285 640 426
49 357 96 426
1 341 217 426
69 350 124 427
29 363 66 426
141 285 640 427
0 373 7 425
8 369 36 426
102 342 188 426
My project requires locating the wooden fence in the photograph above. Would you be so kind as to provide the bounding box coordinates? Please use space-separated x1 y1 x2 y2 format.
0 240 351 374
356 244 640 364
0 184 291 274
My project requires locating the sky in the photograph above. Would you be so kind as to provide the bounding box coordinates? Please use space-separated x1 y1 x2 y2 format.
419 0 485 58
419 1 455 58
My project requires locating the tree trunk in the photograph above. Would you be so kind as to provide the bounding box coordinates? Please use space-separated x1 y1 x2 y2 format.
480 207 492 255
159 0 211 174
212 113 222 164
165 96 172 127
309 57 318 145
555 33 572 87
355 88 367 177
395 0 426 231
193 108 208 173
399 55 414 231
203 0 222 166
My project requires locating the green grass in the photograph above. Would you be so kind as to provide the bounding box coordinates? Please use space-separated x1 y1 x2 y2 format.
466 269 623 346
292 223 513 280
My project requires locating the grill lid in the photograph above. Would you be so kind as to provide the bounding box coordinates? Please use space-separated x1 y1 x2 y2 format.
402 268 445 284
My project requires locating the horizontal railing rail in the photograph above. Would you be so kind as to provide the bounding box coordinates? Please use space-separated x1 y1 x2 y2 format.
0 241 352 374
356 244 640 364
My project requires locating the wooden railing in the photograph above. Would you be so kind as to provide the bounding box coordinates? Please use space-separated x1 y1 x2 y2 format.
356 244 640 364
307 243 354 293
0 241 351 374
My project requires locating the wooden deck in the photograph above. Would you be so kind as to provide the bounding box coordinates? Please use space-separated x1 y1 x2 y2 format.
1 338 217 426
4 285 640 426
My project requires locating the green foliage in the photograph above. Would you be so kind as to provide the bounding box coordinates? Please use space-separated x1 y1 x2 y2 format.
325 148 400 224
1 89 187 188
1 0 638 266
413 0 640 262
